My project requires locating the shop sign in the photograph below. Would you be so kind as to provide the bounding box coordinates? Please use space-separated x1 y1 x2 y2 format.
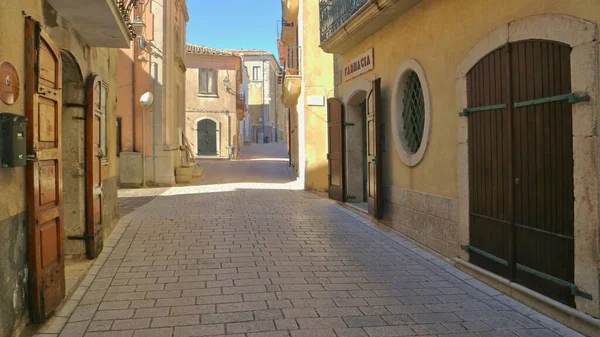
344 48 374 81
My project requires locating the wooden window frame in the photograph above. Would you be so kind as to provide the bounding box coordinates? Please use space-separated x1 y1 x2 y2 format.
252 66 262 81
98 80 109 164
199 68 218 96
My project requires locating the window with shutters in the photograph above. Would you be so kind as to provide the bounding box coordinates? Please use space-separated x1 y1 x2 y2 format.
252 66 262 81
199 68 218 96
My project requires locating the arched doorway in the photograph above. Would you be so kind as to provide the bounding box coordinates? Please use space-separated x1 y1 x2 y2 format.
197 118 218 156
60 50 87 258
345 90 368 211
466 40 575 306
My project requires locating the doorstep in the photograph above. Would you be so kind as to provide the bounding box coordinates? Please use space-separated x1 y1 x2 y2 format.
455 258 600 336
327 196 599 336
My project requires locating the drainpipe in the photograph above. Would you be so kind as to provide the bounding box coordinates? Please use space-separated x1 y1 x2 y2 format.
132 44 137 150
262 56 266 142
228 112 232 159
142 104 146 187
151 62 157 185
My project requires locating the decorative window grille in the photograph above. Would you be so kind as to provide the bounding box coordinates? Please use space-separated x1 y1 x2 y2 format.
402 71 425 153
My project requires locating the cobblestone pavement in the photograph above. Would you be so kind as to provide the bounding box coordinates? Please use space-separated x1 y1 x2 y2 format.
35 144 583 337
119 187 171 217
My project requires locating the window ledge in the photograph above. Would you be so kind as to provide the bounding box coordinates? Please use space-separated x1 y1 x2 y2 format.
198 94 219 98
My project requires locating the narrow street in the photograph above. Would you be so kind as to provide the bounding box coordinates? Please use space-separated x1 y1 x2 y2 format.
32 143 580 337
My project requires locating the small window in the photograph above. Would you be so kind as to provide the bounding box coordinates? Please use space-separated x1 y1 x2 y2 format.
401 71 425 154
199 68 218 95
252 66 262 81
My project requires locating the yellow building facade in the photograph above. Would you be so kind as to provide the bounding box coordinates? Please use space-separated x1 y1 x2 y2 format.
280 0 334 191
320 0 600 333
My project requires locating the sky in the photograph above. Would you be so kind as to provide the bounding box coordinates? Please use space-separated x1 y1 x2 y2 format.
186 0 282 57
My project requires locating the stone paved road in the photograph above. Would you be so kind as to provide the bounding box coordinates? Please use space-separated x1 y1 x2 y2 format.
35 144 583 337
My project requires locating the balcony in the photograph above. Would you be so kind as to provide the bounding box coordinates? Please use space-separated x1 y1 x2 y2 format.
282 0 299 24
280 20 297 46
236 94 247 120
319 0 422 54
284 46 302 76
45 0 133 48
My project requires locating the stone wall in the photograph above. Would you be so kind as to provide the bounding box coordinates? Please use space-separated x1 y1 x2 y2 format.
383 185 459 258
0 212 28 337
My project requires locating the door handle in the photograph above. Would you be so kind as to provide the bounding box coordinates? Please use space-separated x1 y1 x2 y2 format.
514 177 520 185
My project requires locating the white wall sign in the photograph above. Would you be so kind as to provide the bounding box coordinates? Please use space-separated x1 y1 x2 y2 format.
344 48 374 81
307 95 324 106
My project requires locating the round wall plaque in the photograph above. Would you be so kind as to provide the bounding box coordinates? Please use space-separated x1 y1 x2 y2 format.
0 62 20 105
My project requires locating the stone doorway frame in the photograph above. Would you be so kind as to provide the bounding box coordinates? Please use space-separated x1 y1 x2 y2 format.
343 80 371 205
194 116 221 157
60 50 87 258
456 14 599 317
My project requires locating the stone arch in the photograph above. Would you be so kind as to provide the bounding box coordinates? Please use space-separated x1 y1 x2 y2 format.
60 50 87 258
455 14 600 317
342 80 371 206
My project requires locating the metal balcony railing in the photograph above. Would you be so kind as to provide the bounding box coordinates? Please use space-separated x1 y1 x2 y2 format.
284 45 302 76
319 0 369 43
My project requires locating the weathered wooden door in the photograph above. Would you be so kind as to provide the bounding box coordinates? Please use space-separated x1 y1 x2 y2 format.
197 119 218 155
86 74 105 259
327 98 344 202
467 40 576 306
25 18 65 322
366 78 383 219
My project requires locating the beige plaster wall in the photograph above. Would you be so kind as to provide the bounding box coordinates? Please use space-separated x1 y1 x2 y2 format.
302 0 334 191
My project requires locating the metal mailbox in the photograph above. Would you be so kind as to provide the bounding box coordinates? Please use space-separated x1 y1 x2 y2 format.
0 112 27 168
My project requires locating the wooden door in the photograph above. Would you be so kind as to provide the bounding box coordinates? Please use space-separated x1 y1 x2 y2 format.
86 74 105 259
197 119 218 155
327 98 344 202
25 18 65 322
511 41 574 306
366 78 383 219
467 40 575 306
467 45 511 279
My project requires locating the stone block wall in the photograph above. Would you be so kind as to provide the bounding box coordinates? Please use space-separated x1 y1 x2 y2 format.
383 185 459 258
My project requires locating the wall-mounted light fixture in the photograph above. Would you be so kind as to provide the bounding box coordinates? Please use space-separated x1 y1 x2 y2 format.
131 16 147 50
117 0 145 38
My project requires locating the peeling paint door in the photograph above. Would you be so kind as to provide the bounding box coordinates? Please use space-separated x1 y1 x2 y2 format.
86 74 105 259
366 78 383 219
25 18 65 322
327 98 345 202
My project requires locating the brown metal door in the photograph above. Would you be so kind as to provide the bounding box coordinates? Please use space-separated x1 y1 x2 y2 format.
25 18 65 322
367 78 383 219
467 40 575 306
511 40 574 306
327 98 345 202
86 74 105 259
